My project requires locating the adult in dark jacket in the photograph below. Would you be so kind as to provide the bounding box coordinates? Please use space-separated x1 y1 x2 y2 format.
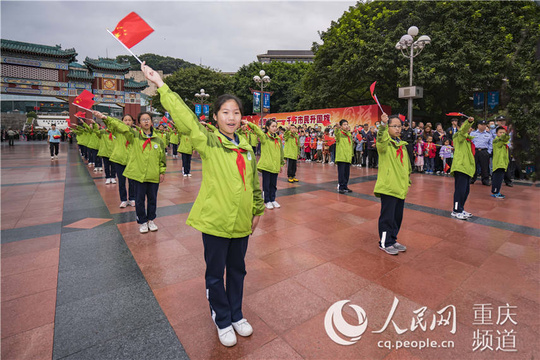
401 121 415 170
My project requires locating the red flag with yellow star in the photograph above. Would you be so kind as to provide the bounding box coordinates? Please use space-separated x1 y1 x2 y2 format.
112 12 154 49
73 90 95 109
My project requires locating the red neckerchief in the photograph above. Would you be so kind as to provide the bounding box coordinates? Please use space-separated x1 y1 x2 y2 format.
341 130 351 143
218 137 247 190
125 140 129 148
142 138 152 152
395 141 404 164
466 138 475 156
267 132 279 146
294 134 298 146
108 132 113 140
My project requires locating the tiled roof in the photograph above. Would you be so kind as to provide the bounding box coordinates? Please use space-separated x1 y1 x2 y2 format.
68 70 94 81
124 77 148 89
1 39 77 59
69 62 86 69
84 57 132 72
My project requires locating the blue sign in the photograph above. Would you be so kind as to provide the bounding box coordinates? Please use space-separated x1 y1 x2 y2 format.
473 92 484 111
487 91 499 109
194 103 202 116
203 104 210 116
263 92 271 113
253 91 261 113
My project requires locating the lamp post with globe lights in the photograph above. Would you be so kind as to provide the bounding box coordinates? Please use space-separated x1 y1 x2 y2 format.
194 89 210 120
395 26 431 124
253 70 271 127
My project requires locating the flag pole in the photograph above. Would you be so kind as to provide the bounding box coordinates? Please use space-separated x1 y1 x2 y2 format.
374 95 385 114
107 29 142 64
72 103 93 112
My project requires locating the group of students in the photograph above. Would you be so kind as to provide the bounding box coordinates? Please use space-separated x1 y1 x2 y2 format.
67 62 513 349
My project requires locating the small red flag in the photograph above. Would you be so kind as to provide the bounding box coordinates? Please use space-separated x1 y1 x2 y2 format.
398 114 406 122
445 112 467 117
200 115 206 121
444 163 451 172
162 116 169 123
74 111 86 118
370 81 384 113
73 90 95 109
66 118 71 127
112 12 154 49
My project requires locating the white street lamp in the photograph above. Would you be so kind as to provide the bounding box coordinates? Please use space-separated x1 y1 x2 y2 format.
397 26 431 123
195 88 210 119
253 70 271 126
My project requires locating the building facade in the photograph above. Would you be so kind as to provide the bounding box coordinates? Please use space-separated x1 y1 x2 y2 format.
1 39 148 127
257 50 315 64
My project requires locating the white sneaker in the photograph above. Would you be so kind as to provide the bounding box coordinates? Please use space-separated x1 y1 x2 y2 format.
88 163 93 167
265 202 274 210
111 178 117 184
232 319 253 337
462 210 473 218
187 174 192 177
119 201 128 208
93 168 99 173
98 167 103 172
51 156 55 161
105 178 111 184
148 220 158 231
129 200 136 207
139 223 149 233
183 174 188 177
451 211 468 220
271 201 281 208
54 155 58 159
217 325 237 347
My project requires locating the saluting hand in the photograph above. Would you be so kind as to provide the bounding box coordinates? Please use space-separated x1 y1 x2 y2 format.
468 117 474 123
92 111 106 120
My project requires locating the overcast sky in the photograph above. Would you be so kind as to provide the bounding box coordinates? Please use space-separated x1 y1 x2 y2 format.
1 1 355 72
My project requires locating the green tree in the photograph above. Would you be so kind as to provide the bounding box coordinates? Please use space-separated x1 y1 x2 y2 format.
151 66 234 115
300 0 540 166
116 54 196 73
232 61 310 116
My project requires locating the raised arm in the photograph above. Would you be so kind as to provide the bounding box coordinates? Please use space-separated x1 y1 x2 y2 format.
246 121 266 142
141 62 209 156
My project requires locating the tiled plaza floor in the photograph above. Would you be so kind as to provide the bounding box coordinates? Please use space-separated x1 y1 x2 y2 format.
2 140 539 360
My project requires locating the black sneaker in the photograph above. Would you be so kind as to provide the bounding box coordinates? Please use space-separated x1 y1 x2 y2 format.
338 189 346 194
345 188 353 193
505 182 514 187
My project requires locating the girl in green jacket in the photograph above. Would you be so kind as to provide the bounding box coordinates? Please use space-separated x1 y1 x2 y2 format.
94 110 166 234
450 116 475 220
374 114 411 256
491 126 510 198
178 133 194 177
96 126 117 184
107 114 137 208
142 62 264 348
169 128 180 159
247 119 285 209
284 125 300 183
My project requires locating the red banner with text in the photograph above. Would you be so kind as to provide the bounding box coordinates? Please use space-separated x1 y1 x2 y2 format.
244 104 391 128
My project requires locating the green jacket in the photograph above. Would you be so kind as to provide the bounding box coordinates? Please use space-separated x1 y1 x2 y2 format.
156 129 170 147
169 131 180 145
247 122 284 173
103 118 132 166
158 84 265 238
450 120 475 178
83 122 100 150
178 134 193 154
283 130 300 160
493 134 510 172
373 124 412 200
335 129 354 163
73 126 88 146
97 129 114 158
238 128 259 148
106 117 166 183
